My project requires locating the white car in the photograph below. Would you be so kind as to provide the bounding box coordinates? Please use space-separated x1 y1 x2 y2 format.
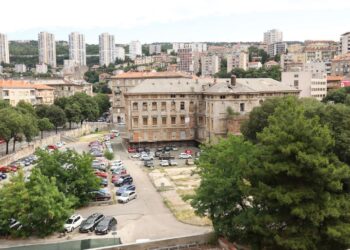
110 165 124 172
160 160 169 167
111 160 123 166
178 153 192 159
118 191 137 203
131 153 140 158
169 160 178 166
140 154 153 161
64 214 84 232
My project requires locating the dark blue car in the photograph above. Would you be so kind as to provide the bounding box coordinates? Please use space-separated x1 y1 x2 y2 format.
0 173 7 180
116 184 136 196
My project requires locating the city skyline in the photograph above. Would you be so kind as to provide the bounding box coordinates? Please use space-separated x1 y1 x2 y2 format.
1 0 350 43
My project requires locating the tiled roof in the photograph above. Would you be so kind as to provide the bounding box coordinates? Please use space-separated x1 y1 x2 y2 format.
332 53 350 61
33 84 55 90
0 80 35 89
327 76 343 81
110 71 191 79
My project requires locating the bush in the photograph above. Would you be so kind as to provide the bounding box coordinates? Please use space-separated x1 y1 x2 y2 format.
104 150 114 160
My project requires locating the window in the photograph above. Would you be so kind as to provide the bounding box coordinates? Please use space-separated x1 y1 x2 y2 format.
240 103 245 112
198 116 203 125
133 117 138 127
220 95 226 99
189 101 194 112
171 101 176 111
180 102 185 110
294 80 299 87
171 116 176 125
3 90 9 96
162 116 167 125
133 102 138 111
152 117 157 126
152 102 157 111
294 74 299 78
170 94 176 98
143 116 148 126
180 116 185 124
180 94 185 98
142 102 147 111
161 102 166 111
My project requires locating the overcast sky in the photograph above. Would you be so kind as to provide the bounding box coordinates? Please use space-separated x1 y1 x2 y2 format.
1 0 349 44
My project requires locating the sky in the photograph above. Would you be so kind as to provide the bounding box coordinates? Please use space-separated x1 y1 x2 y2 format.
1 0 350 44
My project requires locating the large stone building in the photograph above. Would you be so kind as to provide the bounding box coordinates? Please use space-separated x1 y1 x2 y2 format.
108 71 191 123
0 33 9 64
122 76 299 145
38 32 56 67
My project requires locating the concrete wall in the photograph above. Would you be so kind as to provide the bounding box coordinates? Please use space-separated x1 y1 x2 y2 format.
93 232 215 250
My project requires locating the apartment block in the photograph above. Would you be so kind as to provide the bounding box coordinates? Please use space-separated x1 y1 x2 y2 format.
263 29 283 45
304 40 337 62
267 42 287 57
134 56 154 65
201 55 219 76
149 44 162 55
38 32 56 67
99 33 115 66
226 52 248 72
172 43 207 53
178 48 194 73
36 64 48 74
340 32 350 55
14 64 26 73
123 76 299 144
0 33 9 64
69 32 86 66
129 41 142 60
282 71 327 100
115 47 125 61
331 53 350 76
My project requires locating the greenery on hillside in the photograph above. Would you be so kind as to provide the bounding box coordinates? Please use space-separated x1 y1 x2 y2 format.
215 65 282 81
193 96 350 249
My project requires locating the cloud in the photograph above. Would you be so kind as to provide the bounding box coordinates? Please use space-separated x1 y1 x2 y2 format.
1 0 349 33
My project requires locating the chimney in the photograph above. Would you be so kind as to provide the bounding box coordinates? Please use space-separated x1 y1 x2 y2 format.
231 75 236 86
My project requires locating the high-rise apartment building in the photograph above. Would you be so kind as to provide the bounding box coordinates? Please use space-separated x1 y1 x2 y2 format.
0 33 9 64
172 43 207 53
340 32 350 55
267 42 287 57
178 48 194 73
115 47 125 61
69 32 86 66
263 29 283 45
201 55 220 76
149 44 162 55
38 32 56 67
227 52 248 72
129 41 142 60
99 33 115 66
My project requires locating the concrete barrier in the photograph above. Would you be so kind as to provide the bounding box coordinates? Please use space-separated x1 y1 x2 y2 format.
92 232 216 250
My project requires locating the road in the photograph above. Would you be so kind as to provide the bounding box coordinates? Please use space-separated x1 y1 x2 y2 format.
0 135 211 248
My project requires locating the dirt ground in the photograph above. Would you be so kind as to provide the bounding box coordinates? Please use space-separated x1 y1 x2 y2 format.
148 166 211 226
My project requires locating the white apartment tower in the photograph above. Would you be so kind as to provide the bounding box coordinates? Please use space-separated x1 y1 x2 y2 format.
129 41 142 60
201 55 219 76
69 32 86 66
264 29 283 45
38 32 56 67
340 32 350 55
149 44 161 55
115 47 125 61
0 33 9 64
99 33 115 66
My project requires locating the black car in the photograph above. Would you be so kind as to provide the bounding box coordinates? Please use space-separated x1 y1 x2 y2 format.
144 160 154 167
164 146 171 152
155 150 163 157
115 176 133 187
79 213 105 233
95 216 117 235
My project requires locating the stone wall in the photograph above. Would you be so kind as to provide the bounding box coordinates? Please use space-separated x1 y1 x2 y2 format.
226 115 249 135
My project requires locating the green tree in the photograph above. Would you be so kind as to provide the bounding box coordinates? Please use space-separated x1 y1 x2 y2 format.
93 93 111 116
65 103 82 129
323 87 350 104
16 100 36 116
46 105 67 133
22 113 39 143
84 70 99 83
35 104 50 118
0 108 24 154
0 100 10 109
35 149 100 207
71 93 99 124
38 118 54 139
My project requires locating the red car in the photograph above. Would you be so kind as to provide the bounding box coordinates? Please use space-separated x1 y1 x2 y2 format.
47 145 58 150
111 173 128 183
184 149 193 155
109 133 115 139
95 171 108 179
128 147 136 153
0 166 17 173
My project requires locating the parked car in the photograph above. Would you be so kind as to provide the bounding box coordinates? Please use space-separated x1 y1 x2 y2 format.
144 160 154 167
136 147 145 153
140 155 153 161
160 160 169 167
186 159 195 165
79 213 105 233
179 153 192 159
159 153 175 160
95 171 108 179
110 165 125 172
164 146 171 152
118 191 137 203
184 149 193 155
131 153 140 158
91 190 111 201
95 216 117 235
0 173 7 180
64 214 84 232
171 146 178 151
169 160 178 166
47 144 58 150
115 175 133 187
111 168 127 176
0 166 16 173
9 219 22 231
155 150 163 157
128 147 136 153
100 178 108 187
110 160 123 166
56 142 65 148
116 184 136 196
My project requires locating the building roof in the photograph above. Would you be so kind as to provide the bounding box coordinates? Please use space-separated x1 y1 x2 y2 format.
0 80 35 89
264 60 279 66
332 53 350 62
32 84 55 90
204 78 299 94
110 71 192 79
327 76 343 81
